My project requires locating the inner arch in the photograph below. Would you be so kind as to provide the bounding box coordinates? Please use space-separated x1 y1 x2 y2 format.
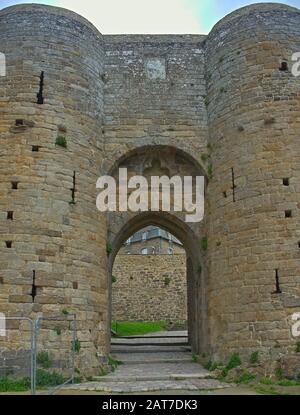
108 211 207 354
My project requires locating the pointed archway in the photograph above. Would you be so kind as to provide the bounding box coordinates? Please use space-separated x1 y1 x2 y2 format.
104 145 209 355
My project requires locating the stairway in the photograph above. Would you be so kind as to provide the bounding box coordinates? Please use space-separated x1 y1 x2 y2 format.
64 331 230 393
89 332 228 392
110 330 192 363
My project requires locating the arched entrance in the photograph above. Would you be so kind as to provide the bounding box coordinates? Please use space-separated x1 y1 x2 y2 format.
105 145 209 355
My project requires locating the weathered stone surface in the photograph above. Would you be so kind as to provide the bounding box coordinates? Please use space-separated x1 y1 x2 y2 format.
280 355 300 379
0 2 300 376
112 253 187 326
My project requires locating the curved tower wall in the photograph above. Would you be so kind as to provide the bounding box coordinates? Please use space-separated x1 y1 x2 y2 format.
205 4 300 360
0 5 107 374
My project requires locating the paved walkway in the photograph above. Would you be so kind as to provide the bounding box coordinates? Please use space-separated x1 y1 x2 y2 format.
64 331 231 394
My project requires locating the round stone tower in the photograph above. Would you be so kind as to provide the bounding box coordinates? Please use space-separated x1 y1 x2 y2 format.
0 5 107 375
205 3 300 362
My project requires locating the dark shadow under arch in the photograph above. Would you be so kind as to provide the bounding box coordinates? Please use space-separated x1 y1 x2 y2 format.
106 144 208 182
109 211 201 271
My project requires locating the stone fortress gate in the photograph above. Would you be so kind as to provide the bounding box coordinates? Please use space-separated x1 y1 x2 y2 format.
0 3 300 375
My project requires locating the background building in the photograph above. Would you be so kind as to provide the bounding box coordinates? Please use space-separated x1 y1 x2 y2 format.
112 227 187 328
119 226 185 255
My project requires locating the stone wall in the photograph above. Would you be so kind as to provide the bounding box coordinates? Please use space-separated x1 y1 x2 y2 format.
112 254 187 327
205 3 300 361
0 4 108 376
103 34 208 171
0 3 300 376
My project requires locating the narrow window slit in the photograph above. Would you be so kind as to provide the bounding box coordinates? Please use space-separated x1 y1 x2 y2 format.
30 270 37 303
73 282 78 290
15 119 24 126
70 171 77 204
231 168 236 202
11 182 19 190
5 241 12 248
32 146 40 152
285 210 292 218
273 269 282 294
283 178 289 186
37 71 44 104
279 61 288 71
7 211 13 220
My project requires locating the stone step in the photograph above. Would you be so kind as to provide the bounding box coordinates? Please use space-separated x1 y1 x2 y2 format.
112 354 192 365
111 341 189 347
112 336 188 343
113 357 193 364
112 351 193 364
111 345 192 353
113 334 188 340
93 373 210 382
93 362 210 383
65 378 230 394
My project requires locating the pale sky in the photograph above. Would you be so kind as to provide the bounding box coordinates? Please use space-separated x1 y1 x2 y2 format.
0 0 299 34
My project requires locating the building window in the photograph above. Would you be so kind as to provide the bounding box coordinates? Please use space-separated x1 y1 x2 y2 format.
141 248 148 255
168 247 174 255
142 232 147 241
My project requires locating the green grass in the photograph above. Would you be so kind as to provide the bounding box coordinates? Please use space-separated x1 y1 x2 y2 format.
208 164 213 179
201 154 209 163
201 236 208 251
0 370 66 392
275 367 284 380
254 385 284 395
111 321 167 337
260 377 274 385
226 352 242 370
0 377 31 392
192 354 199 363
260 377 300 388
277 379 300 387
55 136 67 148
234 370 256 384
99 367 108 377
36 369 65 388
250 351 259 365
203 360 224 372
108 355 122 372
72 339 81 353
37 351 52 369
